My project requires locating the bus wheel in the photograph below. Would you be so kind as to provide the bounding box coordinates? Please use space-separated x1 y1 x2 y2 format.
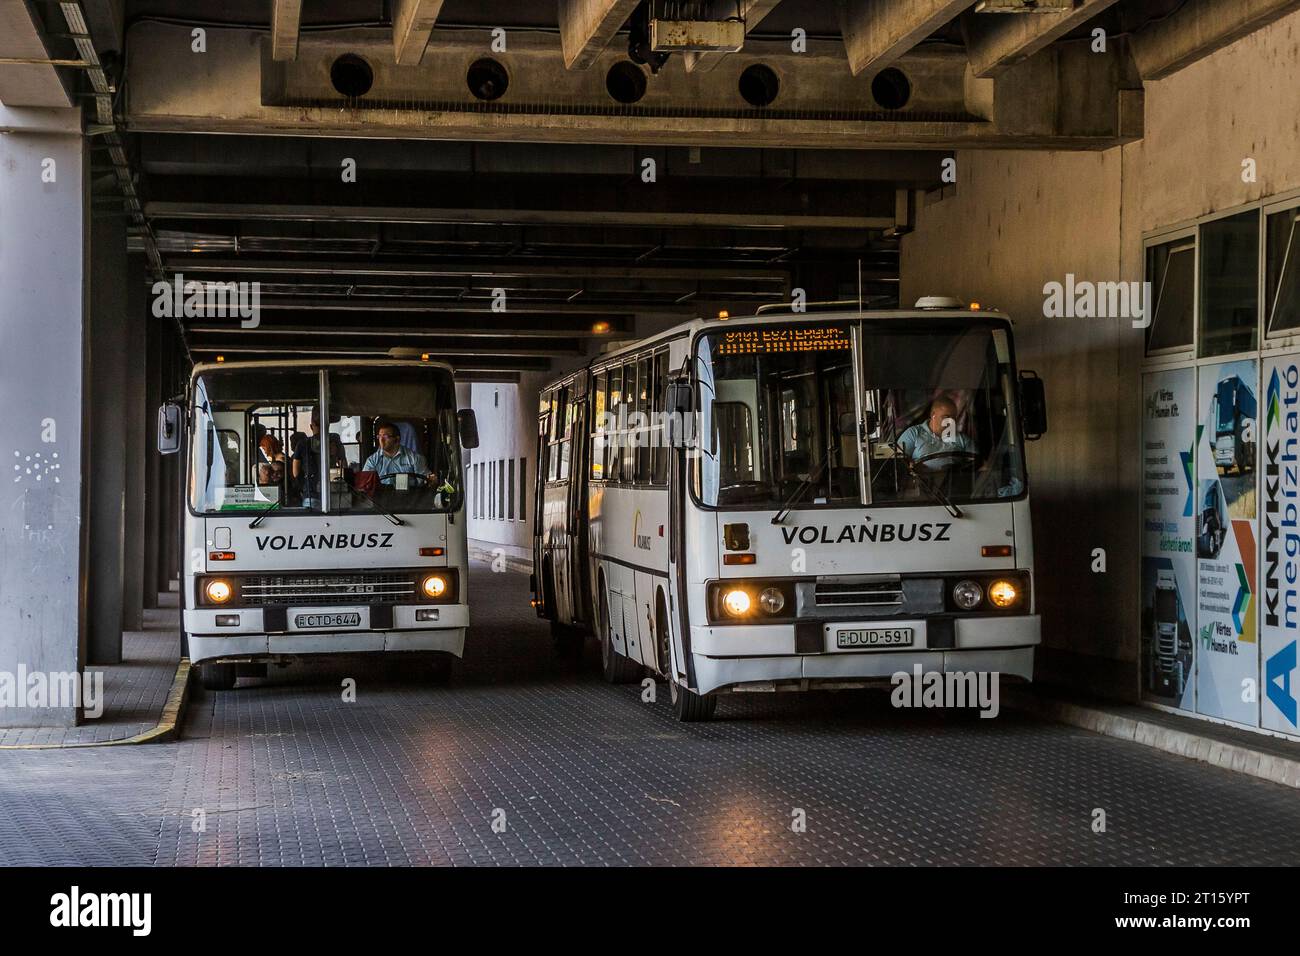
599 585 641 684
198 662 237 691
669 678 717 722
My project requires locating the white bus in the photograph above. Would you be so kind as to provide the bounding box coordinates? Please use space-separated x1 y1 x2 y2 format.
158 358 479 691
533 303 1047 720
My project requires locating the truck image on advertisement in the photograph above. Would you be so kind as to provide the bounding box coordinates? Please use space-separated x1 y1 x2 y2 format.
1147 569 1186 698
1211 374 1256 475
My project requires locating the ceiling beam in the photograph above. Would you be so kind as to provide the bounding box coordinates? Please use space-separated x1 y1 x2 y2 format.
271 0 302 61
559 0 641 69
145 202 893 231
0 0 74 106
964 0 1121 78
185 322 625 340
162 257 790 282
1128 0 1300 80
839 0 971 77
684 0 785 74
393 0 447 66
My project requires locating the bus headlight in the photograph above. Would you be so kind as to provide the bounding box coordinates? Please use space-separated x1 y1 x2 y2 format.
988 579 1020 608
722 589 752 617
205 579 233 605
422 574 448 599
759 587 786 615
952 580 983 610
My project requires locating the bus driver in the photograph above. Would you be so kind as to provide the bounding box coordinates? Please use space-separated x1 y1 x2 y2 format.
363 421 441 489
897 396 973 470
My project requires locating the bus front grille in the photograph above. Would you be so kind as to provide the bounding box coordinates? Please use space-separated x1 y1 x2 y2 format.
814 578 904 608
238 573 417 606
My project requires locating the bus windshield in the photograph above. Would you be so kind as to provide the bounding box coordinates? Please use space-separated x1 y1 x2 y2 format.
189 365 462 515
694 320 1027 509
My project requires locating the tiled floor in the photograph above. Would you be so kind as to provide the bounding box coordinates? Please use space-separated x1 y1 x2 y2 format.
1 566 1297 865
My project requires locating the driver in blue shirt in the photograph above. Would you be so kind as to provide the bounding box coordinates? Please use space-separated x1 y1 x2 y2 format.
897 397 973 470
363 421 437 487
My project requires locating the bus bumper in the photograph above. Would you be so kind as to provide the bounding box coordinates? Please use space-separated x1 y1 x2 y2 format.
688 614 1039 695
184 604 469 664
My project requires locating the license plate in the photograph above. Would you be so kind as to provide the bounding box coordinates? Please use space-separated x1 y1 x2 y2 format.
835 626 915 649
294 612 362 629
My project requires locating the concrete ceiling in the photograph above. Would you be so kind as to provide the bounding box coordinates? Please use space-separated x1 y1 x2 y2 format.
8 0 1299 376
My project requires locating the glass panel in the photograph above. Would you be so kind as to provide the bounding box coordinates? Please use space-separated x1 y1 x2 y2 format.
652 351 669 485
620 361 638 483
591 372 607 479
329 366 462 514
636 356 652 482
1266 206 1300 334
694 321 1027 508
1198 210 1259 357
190 369 319 513
1145 240 1194 353
605 366 621 482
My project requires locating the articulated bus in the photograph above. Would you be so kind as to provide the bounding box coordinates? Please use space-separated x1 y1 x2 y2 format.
533 302 1048 720
158 358 480 691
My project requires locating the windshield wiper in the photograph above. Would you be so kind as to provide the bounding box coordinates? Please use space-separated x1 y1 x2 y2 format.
772 446 834 525
885 439 963 519
248 499 282 529
351 486 405 526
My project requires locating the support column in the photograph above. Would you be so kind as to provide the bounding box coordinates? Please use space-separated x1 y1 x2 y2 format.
85 190 129 665
121 255 148 631
142 303 162 609
0 107 87 726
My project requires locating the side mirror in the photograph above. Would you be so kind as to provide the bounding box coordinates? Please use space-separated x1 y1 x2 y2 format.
665 380 693 415
1019 371 1047 441
457 409 480 449
157 402 182 455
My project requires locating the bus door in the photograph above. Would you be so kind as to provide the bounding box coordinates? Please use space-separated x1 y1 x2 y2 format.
567 374 592 628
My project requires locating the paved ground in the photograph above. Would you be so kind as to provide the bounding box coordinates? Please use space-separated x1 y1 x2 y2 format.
1 564 1297 866
0 596 180 747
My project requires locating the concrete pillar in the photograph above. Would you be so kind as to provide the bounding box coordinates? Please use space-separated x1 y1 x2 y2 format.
0 107 87 726
120 255 148 631
85 194 129 664
142 307 162 609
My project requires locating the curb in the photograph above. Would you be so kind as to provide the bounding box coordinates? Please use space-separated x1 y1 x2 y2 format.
0 658 192 751
1007 690 1300 789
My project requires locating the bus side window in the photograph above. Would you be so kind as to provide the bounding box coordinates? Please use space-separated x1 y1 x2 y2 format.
636 355 651 482
651 350 668 485
591 371 607 480
621 360 638 483
607 366 622 483
558 386 572 481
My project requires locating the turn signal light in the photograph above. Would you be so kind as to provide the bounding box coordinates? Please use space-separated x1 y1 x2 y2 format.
980 545 1013 558
419 547 445 557
209 551 236 561
723 553 756 565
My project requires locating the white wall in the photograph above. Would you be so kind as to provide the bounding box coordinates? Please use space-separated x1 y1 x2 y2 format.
465 375 545 560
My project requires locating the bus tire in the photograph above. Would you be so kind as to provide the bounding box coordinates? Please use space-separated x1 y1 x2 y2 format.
198 661 237 691
670 678 717 722
598 582 641 684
